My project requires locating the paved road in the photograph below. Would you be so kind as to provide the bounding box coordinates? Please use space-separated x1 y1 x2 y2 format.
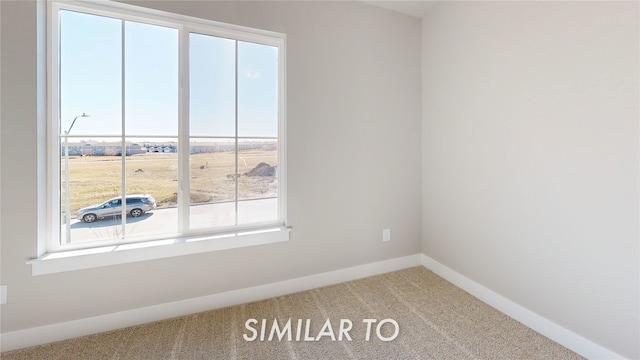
65 198 278 243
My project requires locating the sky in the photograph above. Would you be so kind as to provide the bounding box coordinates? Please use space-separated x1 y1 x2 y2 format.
60 9 279 141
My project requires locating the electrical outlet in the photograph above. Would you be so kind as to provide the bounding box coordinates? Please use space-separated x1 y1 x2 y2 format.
1 285 7 305
383 228 391 242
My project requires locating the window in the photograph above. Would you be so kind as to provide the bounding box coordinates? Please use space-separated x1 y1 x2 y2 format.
47 0 286 254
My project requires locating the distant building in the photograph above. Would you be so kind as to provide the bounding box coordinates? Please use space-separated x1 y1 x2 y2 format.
61 143 148 156
61 141 271 156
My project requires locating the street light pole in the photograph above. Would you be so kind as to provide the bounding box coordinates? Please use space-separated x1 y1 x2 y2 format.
64 113 90 244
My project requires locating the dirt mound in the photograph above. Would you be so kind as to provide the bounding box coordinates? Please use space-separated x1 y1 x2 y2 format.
244 162 276 177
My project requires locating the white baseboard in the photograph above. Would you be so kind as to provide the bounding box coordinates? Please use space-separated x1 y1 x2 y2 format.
0 254 422 352
420 254 624 360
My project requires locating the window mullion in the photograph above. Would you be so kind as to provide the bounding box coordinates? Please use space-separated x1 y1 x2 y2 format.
178 27 190 234
120 19 127 240
279 40 287 226
234 40 239 227
51 1 61 250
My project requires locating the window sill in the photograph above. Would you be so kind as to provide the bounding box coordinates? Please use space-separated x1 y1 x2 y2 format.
28 227 290 276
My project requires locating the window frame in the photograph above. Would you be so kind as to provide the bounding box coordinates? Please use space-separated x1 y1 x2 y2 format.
44 0 288 255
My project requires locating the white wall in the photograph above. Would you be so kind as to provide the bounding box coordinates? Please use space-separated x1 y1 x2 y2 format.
0 0 421 335
422 2 639 358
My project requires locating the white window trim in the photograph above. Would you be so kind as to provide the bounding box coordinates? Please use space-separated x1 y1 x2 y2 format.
33 0 288 274
29 227 291 276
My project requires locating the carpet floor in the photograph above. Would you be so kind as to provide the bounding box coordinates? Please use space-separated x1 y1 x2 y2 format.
1 266 583 359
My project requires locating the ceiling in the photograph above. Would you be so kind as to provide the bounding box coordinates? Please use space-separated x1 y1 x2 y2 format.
360 1 439 18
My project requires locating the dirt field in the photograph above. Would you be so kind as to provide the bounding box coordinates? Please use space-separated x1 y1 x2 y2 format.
61 150 278 215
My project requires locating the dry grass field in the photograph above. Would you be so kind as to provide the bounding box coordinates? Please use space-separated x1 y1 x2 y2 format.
61 150 277 215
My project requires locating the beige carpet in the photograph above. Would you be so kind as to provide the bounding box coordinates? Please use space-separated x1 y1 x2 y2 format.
1 267 583 359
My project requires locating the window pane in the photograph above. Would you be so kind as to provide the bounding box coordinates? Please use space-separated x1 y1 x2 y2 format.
125 22 178 136
190 33 236 137
60 10 122 135
61 138 123 243
237 139 278 201
237 139 278 225
124 139 178 238
238 41 278 137
238 198 278 225
189 138 236 230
